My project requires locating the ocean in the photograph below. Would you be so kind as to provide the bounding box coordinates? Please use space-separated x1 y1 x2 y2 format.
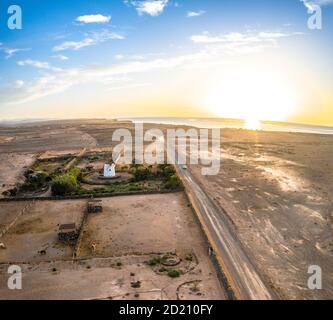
120 117 333 135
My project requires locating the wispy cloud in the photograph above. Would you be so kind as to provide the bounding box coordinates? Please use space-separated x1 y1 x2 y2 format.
4 28 303 105
191 31 292 44
114 54 148 60
106 82 151 92
125 0 169 16
0 46 30 59
17 59 62 72
187 10 205 18
190 30 302 54
300 0 333 10
14 80 25 88
75 14 111 24
53 30 125 51
52 54 69 61
7 51 213 104
53 38 95 51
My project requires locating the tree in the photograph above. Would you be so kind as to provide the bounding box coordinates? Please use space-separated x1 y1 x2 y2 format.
133 167 152 181
164 175 182 190
51 173 78 195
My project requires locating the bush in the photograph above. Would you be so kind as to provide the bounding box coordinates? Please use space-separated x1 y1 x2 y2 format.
158 164 176 179
167 269 181 278
147 256 166 266
20 170 50 192
51 172 79 195
131 281 141 288
185 254 193 261
164 175 182 190
133 167 153 181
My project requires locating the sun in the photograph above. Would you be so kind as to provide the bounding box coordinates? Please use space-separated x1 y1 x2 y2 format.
244 118 261 130
204 66 298 127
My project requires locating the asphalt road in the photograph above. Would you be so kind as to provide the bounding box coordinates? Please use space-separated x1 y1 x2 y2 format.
177 164 277 300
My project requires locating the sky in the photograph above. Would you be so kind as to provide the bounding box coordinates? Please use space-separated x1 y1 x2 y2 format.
0 0 333 126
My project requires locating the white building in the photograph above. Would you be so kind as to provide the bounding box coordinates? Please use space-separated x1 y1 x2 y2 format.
103 163 116 177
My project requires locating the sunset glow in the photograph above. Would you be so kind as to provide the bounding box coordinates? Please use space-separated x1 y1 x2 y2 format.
204 67 299 123
0 0 332 126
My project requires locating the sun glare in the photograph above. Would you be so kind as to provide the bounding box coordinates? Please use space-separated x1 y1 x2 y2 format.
204 67 298 126
245 118 261 130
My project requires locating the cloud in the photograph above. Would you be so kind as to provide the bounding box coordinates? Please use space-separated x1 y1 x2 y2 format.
106 82 151 92
191 30 299 46
6 50 213 104
125 0 169 16
300 0 333 10
53 38 95 51
3 29 303 105
190 30 304 55
114 54 146 60
14 80 25 88
17 59 62 72
53 55 69 61
114 54 125 60
0 47 30 59
53 30 124 51
191 31 284 44
75 14 111 24
187 10 205 18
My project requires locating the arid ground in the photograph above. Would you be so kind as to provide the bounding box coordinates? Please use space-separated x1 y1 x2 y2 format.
0 120 224 300
191 129 333 299
0 120 332 299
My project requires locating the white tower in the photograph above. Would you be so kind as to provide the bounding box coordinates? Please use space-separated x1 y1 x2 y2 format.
103 163 116 177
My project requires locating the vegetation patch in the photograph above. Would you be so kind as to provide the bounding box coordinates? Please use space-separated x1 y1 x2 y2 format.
14 156 183 198
146 256 167 266
131 281 141 288
51 167 81 196
167 269 182 278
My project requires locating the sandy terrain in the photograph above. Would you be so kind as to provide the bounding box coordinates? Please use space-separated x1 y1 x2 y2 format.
78 193 209 257
0 255 222 300
191 129 333 299
0 200 85 263
0 122 98 153
0 153 35 197
1 120 332 299
0 194 224 300
0 120 129 198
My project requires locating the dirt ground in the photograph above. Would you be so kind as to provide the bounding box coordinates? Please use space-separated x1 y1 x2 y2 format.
0 254 222 300
0 153 35 197
191 129 333 299
1 120 332 300
0 194 224 300
0 200 85 263
78 193 208 257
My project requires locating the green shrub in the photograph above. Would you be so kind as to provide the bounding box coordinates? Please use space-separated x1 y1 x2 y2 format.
133 167 153 181
51 172 79 195
157 164 176 179
167 269 181 278
185 254 193 261
147 256 166 266
20 170 50 192
164 175 182 190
